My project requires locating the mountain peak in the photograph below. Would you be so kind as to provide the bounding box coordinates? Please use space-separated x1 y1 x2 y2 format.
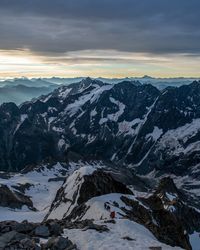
142 75 153 79
117 80 142 87
82 77 93 83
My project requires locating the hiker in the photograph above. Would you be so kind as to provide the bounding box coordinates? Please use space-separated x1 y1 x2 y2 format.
110 211 115 219
104 202 111 211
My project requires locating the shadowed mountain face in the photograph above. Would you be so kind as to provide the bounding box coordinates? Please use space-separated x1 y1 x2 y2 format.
1 78 200 178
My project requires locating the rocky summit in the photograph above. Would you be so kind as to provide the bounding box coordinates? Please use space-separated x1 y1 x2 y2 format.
1 78 200 249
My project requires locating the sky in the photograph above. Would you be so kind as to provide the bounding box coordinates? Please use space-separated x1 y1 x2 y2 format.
0 0 200 78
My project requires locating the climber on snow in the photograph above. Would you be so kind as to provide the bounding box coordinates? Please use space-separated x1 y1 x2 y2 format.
110 211 116 219
104 202 111 211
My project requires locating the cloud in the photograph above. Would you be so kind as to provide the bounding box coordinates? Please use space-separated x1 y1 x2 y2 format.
0 0 199 56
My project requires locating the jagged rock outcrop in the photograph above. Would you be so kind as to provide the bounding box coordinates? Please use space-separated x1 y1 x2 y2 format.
0 184 34 209
152 177 200 234
45 166 133 220
120 177 200 250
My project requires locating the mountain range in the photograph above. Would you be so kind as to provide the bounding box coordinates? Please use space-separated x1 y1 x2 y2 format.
1 77 200 175
1 77 200 249
0 76 199 105
0 78 58 105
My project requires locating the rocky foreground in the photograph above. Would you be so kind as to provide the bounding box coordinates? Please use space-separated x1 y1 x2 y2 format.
0 162 199 249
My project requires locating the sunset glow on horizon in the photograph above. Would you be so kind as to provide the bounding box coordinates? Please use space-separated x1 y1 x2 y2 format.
0 0 199 79
0 49 200 79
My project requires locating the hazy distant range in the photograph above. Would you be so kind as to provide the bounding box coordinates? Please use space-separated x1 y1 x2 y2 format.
0 76 199 105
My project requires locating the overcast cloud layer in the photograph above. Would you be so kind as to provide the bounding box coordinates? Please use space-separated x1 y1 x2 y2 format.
0 0 200 55
0 0 200 78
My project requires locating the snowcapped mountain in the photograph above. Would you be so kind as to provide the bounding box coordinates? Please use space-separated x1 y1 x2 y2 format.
44 76 199 89
1 77 200 248
0 77 160 171
1 76 197 105
1 77 200 178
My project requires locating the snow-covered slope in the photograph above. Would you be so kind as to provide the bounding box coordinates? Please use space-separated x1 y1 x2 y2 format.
64 219 182 250
0 163 199 249
0 162 78 222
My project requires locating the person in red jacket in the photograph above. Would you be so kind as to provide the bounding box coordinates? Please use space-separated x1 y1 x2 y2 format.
110 211 115 219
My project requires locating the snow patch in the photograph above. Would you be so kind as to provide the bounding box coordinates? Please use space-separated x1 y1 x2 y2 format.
157 119 200 156
145 127 163 141
0 162 69 222
63 219 182 250
189 231 200 250
13 114 28 135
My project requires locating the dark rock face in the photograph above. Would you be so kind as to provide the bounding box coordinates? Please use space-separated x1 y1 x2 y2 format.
121 196 191 250
155 177 179 194
0 184 34 209
152 177 200 234
123 176 200 250
77 170 133 205
119 175 200 250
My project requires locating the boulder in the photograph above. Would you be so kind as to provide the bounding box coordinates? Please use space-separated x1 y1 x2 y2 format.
14 221 36 233
42 236 76 250
0 230 27 248
35 225 50 238
47 221 63 236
